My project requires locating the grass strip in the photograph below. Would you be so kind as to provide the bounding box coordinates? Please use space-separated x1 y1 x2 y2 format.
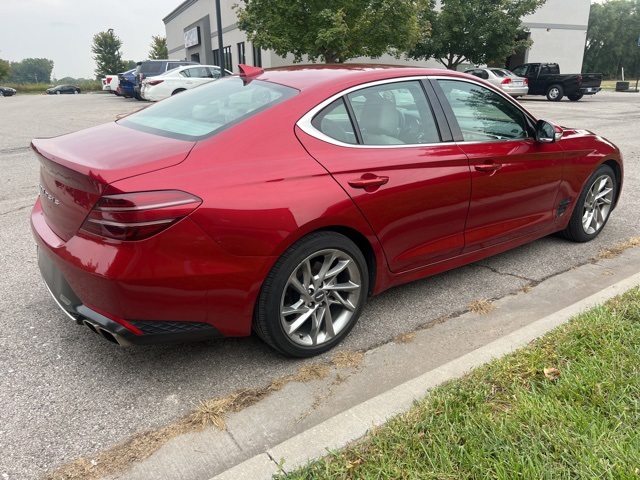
280 286 640 479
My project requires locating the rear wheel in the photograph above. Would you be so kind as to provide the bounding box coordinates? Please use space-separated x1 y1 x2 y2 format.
568 94 583 101
560 165 616 242
254 232 369 357
546 84 564 101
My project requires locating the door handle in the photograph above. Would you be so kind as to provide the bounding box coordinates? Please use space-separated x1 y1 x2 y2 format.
348 175 390 189
474 162 503 173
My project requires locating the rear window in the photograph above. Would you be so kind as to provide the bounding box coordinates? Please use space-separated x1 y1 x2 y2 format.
138 62 165 74
119 77 298 141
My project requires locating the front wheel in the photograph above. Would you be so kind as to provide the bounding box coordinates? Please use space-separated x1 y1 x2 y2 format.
254 232 369 357
546 84 564 101
568 94 583 101
56 91 61 95
560 165 617 242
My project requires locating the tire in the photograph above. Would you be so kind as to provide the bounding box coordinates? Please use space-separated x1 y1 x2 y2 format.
74 90 79 94
0 91 4 97
254 232 369 357
568 94 583 101
560 165 617 242
56 91 61 95
546 84 564 101
171 89 186 95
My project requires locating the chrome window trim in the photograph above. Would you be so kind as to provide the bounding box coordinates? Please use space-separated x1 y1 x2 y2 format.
297 75 536 149
297 76 447 149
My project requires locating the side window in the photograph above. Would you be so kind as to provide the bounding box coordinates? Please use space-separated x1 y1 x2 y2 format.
346 81 441 146
511 65 527 77
179 70 189 78
437 80 529 141
167 62 182 71
311 99 357 145
207 67 221 78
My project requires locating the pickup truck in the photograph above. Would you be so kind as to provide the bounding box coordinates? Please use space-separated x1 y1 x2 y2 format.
510 63 602 101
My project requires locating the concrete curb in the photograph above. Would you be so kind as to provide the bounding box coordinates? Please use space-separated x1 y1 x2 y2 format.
212 271 640 480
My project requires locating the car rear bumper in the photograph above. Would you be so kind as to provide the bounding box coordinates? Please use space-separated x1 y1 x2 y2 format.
503 85 529 97
31 197 270 345
37 245 223 346
580 86 601 95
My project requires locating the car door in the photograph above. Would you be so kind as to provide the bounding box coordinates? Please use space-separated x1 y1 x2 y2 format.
432 78 564 253
296 79 471 273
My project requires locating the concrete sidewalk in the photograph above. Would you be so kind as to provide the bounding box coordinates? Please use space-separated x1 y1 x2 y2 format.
105 247 640 480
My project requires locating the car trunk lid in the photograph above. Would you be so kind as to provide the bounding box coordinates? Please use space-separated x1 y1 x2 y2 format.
32 122 196 241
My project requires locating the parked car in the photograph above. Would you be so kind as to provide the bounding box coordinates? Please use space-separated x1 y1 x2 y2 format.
116 69 137 98
31 64 623 357
140 65 231 101
102 75 119 94
511 63 602 101
0 86 17 97
46 85 81 95
464 68 528 97
133 59 199 100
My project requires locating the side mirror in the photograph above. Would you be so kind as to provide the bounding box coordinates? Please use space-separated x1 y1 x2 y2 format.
535 120 563 143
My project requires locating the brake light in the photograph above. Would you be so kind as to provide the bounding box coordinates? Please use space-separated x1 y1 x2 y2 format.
524 78 528 85
106 78 112 84
501 77 512 85
148 79 164 86
80 190 202 241
578 75 582 86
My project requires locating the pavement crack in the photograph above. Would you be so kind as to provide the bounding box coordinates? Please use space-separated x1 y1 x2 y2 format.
0 205 31 216
267 451 287 474
225 428 243 451
475 264 536 283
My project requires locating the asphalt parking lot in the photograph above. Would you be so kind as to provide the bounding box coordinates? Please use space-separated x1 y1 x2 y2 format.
1 90 639 480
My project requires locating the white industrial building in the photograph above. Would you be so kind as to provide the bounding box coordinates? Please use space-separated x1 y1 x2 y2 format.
163 0 590 74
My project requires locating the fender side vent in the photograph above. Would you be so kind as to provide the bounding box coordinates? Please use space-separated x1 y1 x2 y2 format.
556 198 571 218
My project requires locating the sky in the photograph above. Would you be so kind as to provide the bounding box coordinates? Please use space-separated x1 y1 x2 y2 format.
1 0 606 80
0 0 183 80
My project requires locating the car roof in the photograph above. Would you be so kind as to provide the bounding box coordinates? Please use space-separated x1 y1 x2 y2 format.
252 64 469 91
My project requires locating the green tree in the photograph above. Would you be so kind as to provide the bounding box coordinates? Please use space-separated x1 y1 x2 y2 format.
0 58 10 82
8 58 54 83
148 35 168 59
235 0 432 64
409 0 546 70
92 29 126 78
584 0 640 78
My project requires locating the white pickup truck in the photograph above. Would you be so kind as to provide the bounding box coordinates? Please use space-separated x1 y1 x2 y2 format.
101 75 120 95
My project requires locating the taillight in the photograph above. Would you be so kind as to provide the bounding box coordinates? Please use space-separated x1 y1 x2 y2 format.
80 190 202 241
501 78 512 85
106 78 112 84
148 79 164 86
578 75 582 86
524 78 528 85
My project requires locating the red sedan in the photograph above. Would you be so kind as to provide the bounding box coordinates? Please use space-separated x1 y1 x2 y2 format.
31 65 623 357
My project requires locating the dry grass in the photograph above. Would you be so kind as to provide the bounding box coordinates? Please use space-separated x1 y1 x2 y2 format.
333 350 365 369
394 332 417 344
521 285 533 293
468 299 496 315
596 237 640 260
45 362 331 480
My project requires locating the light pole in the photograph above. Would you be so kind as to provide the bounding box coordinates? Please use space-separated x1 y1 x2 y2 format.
215 0 225 76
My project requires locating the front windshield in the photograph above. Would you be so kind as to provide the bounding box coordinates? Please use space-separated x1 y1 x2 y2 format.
119 77 298 141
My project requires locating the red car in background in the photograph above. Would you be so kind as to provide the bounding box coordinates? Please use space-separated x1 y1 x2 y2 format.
31 64 623 357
